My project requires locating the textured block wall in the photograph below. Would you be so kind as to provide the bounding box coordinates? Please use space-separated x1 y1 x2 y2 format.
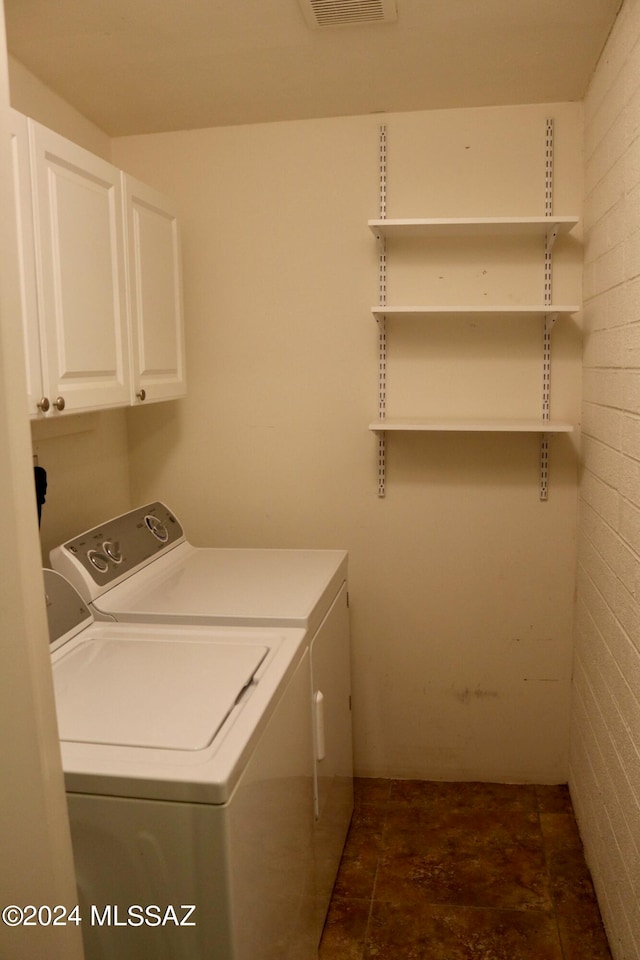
571 1 640 957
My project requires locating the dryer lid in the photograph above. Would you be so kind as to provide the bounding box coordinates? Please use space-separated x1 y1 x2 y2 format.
53 637 268 751
93 544 347 634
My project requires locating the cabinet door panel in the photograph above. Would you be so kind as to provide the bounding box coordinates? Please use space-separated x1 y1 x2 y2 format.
9 110 43 416
30 121 130 413
124 175 186 404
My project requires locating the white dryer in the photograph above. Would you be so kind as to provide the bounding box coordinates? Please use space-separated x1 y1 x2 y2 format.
50 502 353 943
44 568 315 960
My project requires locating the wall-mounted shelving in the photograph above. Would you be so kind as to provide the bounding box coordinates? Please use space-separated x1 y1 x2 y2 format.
371 305 579 320
370 122 580 499
368 418 574 433
368 216 579 240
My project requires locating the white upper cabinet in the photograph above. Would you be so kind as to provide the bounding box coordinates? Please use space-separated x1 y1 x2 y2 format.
122 174 186 404
28 120 131 415
9 111 186 418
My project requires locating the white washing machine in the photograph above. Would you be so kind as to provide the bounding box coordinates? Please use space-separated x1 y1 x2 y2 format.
50 502 353 945
44 568 316 960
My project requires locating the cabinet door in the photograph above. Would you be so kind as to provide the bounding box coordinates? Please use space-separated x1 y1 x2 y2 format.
29 120 130 414
9 110 44 417
123 174 186 404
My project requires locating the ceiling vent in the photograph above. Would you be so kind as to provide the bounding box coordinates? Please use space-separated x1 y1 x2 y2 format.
298 0 398 29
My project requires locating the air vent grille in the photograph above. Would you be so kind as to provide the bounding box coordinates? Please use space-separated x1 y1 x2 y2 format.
299 0 397 28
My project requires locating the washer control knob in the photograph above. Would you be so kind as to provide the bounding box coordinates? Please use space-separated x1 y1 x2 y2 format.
87 549 109 573
145 515 169 542
103 540 122 564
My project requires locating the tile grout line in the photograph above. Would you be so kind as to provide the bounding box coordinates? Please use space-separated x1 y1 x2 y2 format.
360 790 390 960
536 789 568 960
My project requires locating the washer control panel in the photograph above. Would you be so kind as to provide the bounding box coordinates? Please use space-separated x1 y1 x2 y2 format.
56 502 183 587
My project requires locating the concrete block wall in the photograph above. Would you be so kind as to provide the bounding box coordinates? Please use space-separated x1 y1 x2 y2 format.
571 0 640 956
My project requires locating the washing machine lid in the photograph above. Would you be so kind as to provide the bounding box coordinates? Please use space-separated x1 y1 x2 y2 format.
53 635 268 751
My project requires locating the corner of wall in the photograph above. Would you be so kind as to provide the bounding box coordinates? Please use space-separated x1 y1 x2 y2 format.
8 54 111 159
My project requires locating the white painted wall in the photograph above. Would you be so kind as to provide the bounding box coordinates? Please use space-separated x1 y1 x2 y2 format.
9 55 111 160
113 102 583 783
0 11 83 959
570 0 640 956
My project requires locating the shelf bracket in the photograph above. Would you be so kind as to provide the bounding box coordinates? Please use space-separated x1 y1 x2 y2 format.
377 124 388 497
545 224 560 252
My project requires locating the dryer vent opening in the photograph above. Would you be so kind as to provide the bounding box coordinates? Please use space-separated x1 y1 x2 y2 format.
298 0 398 29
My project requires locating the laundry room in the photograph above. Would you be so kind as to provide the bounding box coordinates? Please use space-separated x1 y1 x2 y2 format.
0 1 638 959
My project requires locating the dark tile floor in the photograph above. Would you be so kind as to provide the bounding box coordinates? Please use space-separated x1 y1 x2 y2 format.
319 779 613 960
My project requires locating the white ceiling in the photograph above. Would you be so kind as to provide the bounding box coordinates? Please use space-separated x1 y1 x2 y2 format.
4 0 623 137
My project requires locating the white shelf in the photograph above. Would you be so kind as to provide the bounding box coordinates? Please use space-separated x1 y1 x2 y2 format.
368 216 579 239
372 305 579 320
369 418 574 433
